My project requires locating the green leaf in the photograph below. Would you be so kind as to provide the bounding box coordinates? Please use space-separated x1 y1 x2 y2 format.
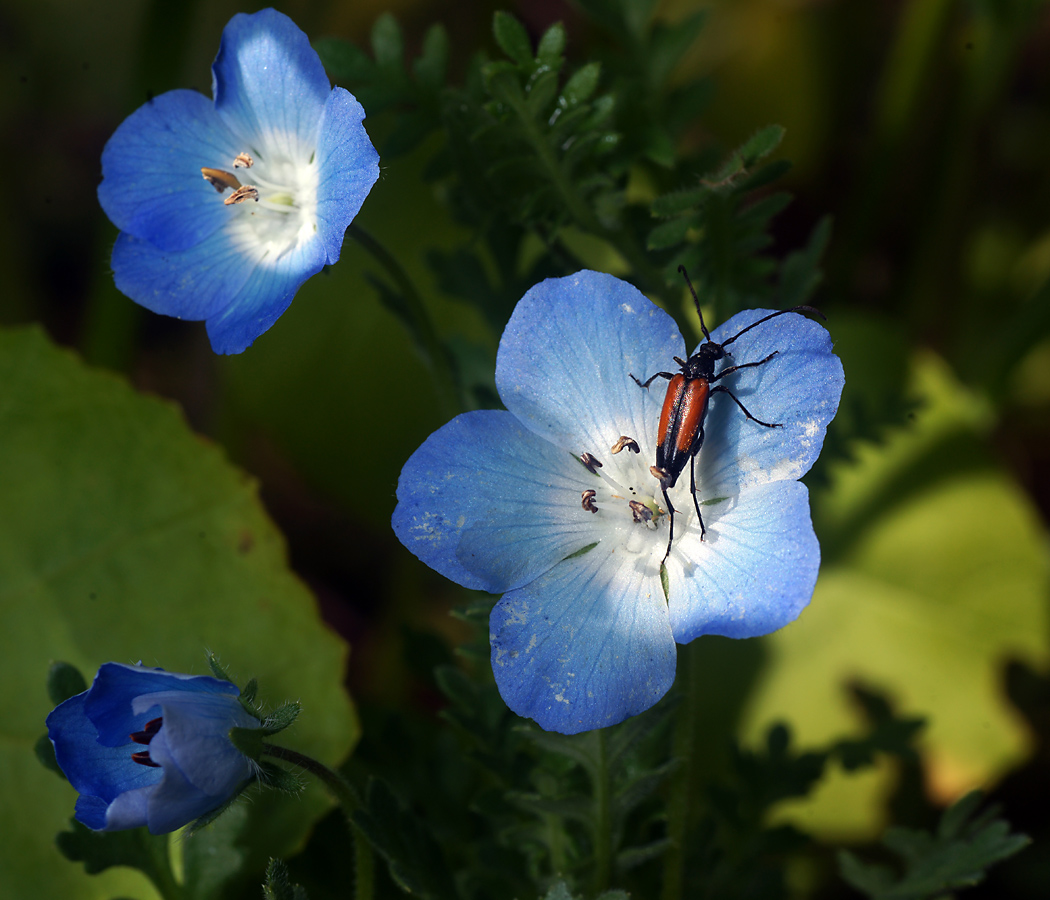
180 803 251 900
561 62 601 106
353 779 458 900
745 354 1050 838
838 791 1030 898
47 661 87 706
648 216 693 251
263 858 309 900
413 23 449 90
371 13 404 68
492 10 533 66
0 327 357 899
536 22 567 65
738 124 786 166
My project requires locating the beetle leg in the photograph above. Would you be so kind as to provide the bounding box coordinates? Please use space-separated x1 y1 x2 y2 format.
711 385 782 429
660 483 676 564
630 371 676 390
689 453 706 541
710 351 779 382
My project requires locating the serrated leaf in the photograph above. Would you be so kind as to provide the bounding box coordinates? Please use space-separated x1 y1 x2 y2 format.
648 216 694 251
652 186 709 217
0 327 356 899
492 11 534 66
353 779 458 900
739 124 786 166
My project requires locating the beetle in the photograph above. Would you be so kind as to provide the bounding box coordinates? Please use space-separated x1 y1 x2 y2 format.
630 265 823 564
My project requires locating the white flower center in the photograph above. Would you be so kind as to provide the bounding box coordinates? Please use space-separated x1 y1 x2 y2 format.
202 140 319 266
577 434 715 566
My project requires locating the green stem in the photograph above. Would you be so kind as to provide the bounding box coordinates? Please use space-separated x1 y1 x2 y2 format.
348 224 459 415
661 640 702 900
262 744 374 900
143 833 185 900
591 730 613 895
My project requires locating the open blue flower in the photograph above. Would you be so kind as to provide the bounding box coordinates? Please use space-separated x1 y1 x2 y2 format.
98 8 380 354
46 663 262 834
393 270 844 734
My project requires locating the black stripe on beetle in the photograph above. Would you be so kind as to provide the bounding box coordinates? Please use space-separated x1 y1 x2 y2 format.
630 265 824 565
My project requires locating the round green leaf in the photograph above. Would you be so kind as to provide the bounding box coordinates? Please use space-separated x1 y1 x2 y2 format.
0 326 357 898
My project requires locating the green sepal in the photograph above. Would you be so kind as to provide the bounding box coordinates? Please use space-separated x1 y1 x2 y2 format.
256 761 305 796
34 733 62 777
240 677 259 707
228 726 267 761
262 701 302 735
47 661 87 705
206 653 233 683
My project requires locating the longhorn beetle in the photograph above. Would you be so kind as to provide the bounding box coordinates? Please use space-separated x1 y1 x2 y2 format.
630 266 823 564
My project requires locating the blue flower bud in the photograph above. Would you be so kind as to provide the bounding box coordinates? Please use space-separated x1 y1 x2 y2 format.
46 663 262 834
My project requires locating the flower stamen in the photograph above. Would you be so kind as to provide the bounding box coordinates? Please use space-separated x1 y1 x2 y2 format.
129 716 163 744
610 435 640 454
201 167 242 193
580 452 603 474
581 489 598 513
233 152 254 168
224 185 260 205
131 750 161 768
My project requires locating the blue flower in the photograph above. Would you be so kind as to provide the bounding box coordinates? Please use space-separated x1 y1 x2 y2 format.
46 663 262 834
97 8 380 354
393 271 844 734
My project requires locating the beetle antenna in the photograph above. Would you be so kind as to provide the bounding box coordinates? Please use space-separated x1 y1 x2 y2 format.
719 305 825 349
677 265 713 343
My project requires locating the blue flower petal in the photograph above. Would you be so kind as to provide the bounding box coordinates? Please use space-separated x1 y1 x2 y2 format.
111 221 327 354
696 309 844 497
496 271 682 457
315 88 380 264
47 690 160 807
136 690 256 796
490 546 676 734
101 786 153 831
81 663 240 747
666 480 819 642
393 410 599 593
212 10 330 158
98 90 238 252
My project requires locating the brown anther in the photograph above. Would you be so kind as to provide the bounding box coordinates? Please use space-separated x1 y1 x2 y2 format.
233 152 254 168
580 452 603 474
129 716 163 745
201 167 242 193
629 500 653 524
581 489 598 513
224 185 259 205
131 750 161 768
610 435 640 455
650 465 670 484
